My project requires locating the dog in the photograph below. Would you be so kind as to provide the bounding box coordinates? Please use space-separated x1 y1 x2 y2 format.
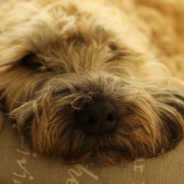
0 0 184 166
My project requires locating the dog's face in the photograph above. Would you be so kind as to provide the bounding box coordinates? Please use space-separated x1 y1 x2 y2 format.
0 0 184 165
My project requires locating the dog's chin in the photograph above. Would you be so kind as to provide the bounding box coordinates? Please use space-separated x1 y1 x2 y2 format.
9 73 184 166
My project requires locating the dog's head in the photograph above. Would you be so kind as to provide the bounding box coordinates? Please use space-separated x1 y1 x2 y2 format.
0 0 184 165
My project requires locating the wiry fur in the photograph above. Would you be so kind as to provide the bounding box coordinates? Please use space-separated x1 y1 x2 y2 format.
0 0 184 165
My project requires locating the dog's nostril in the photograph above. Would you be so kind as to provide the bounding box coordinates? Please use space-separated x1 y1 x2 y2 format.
80 116 95 124
87 116 96 124
107 113 116 122
75 100 118 134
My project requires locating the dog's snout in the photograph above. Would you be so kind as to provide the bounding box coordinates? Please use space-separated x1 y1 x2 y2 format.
76 100 118 134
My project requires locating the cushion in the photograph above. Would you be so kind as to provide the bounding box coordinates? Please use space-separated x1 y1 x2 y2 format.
0 117 184 184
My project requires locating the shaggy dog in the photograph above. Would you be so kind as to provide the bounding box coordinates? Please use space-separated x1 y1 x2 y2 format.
0 0 184 165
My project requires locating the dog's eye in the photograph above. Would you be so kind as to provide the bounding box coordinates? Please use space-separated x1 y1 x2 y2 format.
21 55 50 72
22 54 41 67
107 44 136 63
109 44 118 51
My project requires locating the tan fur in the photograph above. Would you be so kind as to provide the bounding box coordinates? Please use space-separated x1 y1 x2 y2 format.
0 0 184 165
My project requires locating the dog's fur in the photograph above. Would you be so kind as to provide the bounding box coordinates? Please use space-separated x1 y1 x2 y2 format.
0 0 184 165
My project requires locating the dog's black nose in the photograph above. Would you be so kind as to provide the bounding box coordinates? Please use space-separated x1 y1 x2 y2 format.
76 100 118 134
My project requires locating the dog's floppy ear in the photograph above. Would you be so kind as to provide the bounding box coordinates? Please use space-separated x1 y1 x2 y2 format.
151 87 184 152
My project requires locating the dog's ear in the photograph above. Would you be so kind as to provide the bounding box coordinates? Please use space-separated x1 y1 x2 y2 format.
151 87 184 152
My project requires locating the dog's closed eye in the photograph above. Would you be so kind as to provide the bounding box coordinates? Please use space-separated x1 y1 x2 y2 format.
21 54 51 72
106 45 138 64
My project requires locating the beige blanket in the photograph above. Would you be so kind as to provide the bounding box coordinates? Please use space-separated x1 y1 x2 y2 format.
0 117 184 184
